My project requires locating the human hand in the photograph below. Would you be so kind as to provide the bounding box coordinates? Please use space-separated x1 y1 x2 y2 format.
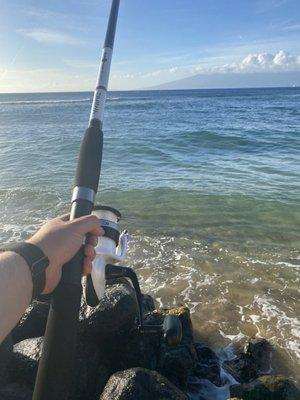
27 214 104 294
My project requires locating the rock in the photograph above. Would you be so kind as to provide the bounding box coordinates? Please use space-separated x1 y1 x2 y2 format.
142 294 156 314
245 338 272 374
193 343 222 386
224 337 273 384
228 398 244 400
120 325 161 371
0 335 13 385
13 337 43 361
155 307 196 390
8 338 43 388
223 353 258 383
71 286 155 399
82 283 138 340
195 343 219 364
0 383 32 400
100 368 188 400
230 375 300 400
160 346 194 390
11 300 50 344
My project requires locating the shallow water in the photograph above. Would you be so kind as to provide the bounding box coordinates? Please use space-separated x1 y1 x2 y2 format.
0 88 299 391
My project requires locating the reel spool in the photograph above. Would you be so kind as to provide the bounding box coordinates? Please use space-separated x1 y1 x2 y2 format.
85 205 128 307
85 205 183 347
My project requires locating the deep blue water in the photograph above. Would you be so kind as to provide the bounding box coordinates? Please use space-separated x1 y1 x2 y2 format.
0 88 299 390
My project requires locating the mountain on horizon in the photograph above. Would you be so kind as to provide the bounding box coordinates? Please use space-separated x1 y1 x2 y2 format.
148 71 300 90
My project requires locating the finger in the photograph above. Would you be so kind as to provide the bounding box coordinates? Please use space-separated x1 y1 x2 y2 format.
82 257 93 276
71 215 104 236
86 234 98 247
59 214 70 222
84 244 96 259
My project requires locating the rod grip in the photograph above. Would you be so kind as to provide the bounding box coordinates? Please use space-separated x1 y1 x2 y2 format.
74 119 103 193
32 283 82 400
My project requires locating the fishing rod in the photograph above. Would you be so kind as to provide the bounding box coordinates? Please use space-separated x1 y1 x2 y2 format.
32 1 120 399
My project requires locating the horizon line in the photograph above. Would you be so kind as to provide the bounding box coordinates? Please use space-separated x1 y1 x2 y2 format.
0 85 299 95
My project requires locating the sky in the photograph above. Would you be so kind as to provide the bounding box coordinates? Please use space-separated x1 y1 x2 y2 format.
0 0 299 92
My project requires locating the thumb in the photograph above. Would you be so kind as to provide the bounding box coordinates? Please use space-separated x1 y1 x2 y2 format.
70 215 104 236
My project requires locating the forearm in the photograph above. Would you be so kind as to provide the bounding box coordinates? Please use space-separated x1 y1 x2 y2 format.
0 252 32 343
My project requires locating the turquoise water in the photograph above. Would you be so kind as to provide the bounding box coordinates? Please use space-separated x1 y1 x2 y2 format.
0 88 299 385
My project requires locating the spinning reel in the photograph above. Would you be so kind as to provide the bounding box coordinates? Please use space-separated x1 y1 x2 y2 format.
85 206 182 346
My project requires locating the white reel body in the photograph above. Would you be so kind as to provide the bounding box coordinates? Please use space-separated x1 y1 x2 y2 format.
87 206 128 302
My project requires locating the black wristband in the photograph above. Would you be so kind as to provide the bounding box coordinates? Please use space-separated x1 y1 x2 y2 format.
1 242 49 299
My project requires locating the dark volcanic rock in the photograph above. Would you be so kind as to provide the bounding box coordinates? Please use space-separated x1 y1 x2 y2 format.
71 284 144 399
142 294 156 314
100 368 188 400
160 346 194 390
245 337 273 374
224 352 258 383
194 343 221 386
11 300 49 344
0 383 32 400
224 337 273 384
9 337 42 388
82 283 138 340
230 375 300 400
13 337 43 361
0 335 13 385
156 307 196 390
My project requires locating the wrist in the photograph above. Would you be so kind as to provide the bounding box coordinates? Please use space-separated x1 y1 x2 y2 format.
2 242 49 299
26 237 54 269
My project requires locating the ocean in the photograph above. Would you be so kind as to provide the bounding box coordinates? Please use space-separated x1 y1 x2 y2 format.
0 88 299 392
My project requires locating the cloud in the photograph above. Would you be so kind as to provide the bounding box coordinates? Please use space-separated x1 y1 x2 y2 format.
281 23 300 32
111 50 300 89
20 29 84 46
228 50 300 73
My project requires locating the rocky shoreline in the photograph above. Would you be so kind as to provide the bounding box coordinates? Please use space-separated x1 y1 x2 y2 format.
0 281 299 400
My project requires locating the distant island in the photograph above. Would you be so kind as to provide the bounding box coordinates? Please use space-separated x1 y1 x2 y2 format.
148 71 300 90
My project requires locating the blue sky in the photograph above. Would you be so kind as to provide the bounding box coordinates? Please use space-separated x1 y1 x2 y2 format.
0 0 299 92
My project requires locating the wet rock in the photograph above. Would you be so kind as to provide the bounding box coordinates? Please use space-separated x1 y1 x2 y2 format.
0 383 32 400
100 368 188 400
160 346 194 390
82 283 138 340
9 338 42 388
230 375 300 400
11 300 49 344
155 307 196 390
224 337 273 384
195 343 219 364
142 294 156 314
245 338 272 374
194 343 221 386
223 352 258 383
0 335 13 385
120 325 161 371
117 295 159 372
